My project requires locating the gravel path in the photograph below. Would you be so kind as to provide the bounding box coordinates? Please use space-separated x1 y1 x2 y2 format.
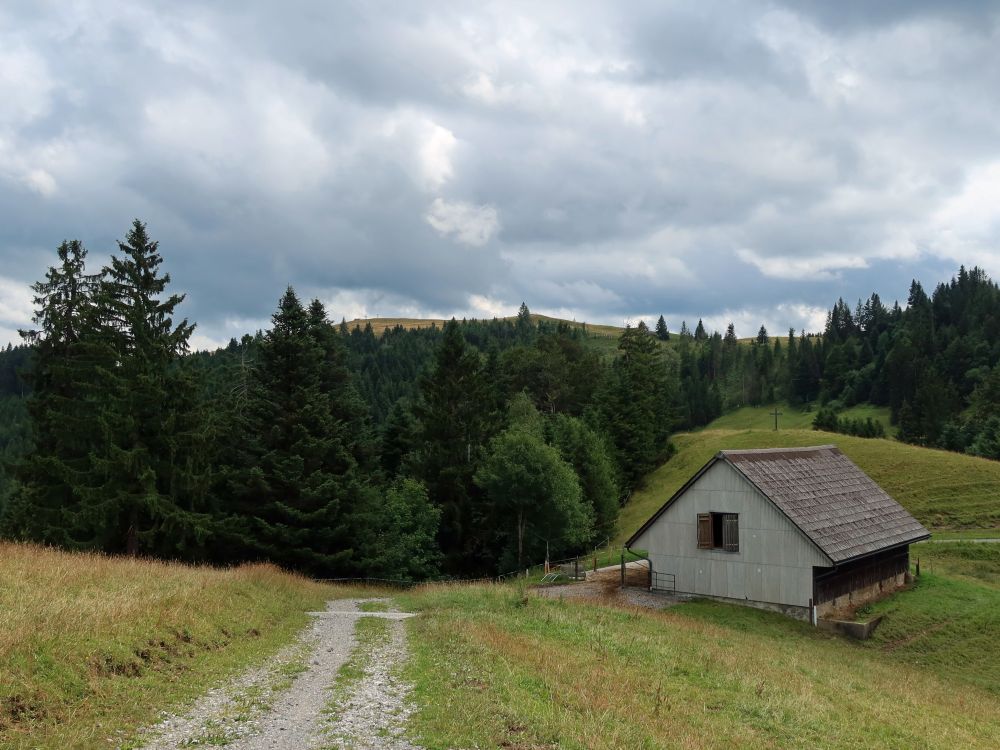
320 608 421 749
134 599 419 750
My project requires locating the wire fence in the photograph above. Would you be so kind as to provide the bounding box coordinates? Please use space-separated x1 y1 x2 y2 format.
316 541 648 588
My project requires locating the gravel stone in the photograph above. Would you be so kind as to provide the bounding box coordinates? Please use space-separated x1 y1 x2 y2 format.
133 598 420 750
318 607 421 750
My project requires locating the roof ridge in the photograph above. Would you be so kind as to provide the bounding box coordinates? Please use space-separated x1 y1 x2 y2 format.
719 444 837 456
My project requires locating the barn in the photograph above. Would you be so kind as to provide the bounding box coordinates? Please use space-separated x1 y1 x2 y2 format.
625 445 930 622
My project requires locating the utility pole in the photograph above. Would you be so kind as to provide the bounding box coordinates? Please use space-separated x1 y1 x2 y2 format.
770 406 783 431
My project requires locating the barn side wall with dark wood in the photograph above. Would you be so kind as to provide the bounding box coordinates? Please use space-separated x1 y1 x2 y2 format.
813 546 910 618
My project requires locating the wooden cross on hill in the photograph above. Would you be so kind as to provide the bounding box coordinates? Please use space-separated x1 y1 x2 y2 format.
770 406 782 431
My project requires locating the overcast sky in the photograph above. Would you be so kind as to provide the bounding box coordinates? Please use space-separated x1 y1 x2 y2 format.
2 1 1000 349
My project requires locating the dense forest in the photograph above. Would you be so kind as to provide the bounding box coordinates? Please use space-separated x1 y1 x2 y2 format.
1 223 998 578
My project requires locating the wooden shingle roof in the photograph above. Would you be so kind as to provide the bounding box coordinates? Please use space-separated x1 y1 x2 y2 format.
721 445 929 563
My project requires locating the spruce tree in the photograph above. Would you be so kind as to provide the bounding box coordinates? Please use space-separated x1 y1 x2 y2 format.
84 220 209 556
222 288 363 575
694 319 707 341
410 319 497 571
655 315 670 341
598 322 676 491
307 299 375 470
5 240 102 543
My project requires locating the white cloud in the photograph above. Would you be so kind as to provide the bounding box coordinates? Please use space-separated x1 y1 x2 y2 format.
466 293 512 318
925 161 1000 270
142 63 334 194
756 9 862 108
0 275 34 333
188 331 229 352
24 168 56 196
0 42 54 127
378 113 458 191
462 71 514 105
417 121 457 190
737 248 870 281
426 198 500 246
679 302 828 340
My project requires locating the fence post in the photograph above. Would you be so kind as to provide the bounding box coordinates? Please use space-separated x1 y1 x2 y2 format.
620 552 625 587
575 557 579 581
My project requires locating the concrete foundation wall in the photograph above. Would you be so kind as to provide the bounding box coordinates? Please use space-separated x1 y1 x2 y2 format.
674 591 812 621
816 570 907 619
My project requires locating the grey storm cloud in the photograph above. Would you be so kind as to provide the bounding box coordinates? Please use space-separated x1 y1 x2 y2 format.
2 0 1000 347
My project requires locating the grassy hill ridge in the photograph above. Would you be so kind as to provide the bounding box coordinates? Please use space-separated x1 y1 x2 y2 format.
343 312 625 337
342 312 769 343
616 417 1000 545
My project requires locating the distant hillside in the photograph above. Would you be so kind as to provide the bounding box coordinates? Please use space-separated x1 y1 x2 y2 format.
615 422 1000 545
342 313 766 341
343 313 625 338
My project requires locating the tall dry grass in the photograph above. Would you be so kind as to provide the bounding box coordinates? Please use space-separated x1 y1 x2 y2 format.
0 542 333 749
401 583 1000 749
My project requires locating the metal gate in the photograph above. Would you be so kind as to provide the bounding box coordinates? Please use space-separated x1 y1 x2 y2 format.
651 571 676 593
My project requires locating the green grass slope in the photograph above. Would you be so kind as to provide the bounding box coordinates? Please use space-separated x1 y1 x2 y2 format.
616 427 1000 545
0 543 341 749
400 579 1000 749
706 402 892 433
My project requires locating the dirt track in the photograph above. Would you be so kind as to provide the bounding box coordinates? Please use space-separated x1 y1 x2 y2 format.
134 599 420 750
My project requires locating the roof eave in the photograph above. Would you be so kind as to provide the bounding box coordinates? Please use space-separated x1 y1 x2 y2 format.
827 533 931 567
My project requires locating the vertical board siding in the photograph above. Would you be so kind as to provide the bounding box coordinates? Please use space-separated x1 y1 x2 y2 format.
814 548 909 603
634 461 831 607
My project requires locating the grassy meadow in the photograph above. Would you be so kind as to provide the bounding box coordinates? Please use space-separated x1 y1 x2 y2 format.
0 543 340 749
399 574 1000 749
615 424 1000 544
704 402 892 433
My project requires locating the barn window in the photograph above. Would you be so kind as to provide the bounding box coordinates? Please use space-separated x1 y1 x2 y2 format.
697 512 739 552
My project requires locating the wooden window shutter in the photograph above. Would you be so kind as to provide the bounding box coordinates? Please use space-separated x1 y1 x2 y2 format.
722 513 739 552
697 514 712 549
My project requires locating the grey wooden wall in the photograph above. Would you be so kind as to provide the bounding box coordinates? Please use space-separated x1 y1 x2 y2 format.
631 460 832 607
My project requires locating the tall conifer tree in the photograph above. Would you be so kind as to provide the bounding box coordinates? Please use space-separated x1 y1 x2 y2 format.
655 315 670 341
5 240 102 542
222 289 362 575
410 319 497 570
84 220 209 556
598 322 675 491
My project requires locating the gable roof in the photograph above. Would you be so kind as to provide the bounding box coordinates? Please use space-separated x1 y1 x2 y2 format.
627 445 929 564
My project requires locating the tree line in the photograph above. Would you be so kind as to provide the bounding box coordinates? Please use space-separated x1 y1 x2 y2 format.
0 224 680 577
1 222 998 578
